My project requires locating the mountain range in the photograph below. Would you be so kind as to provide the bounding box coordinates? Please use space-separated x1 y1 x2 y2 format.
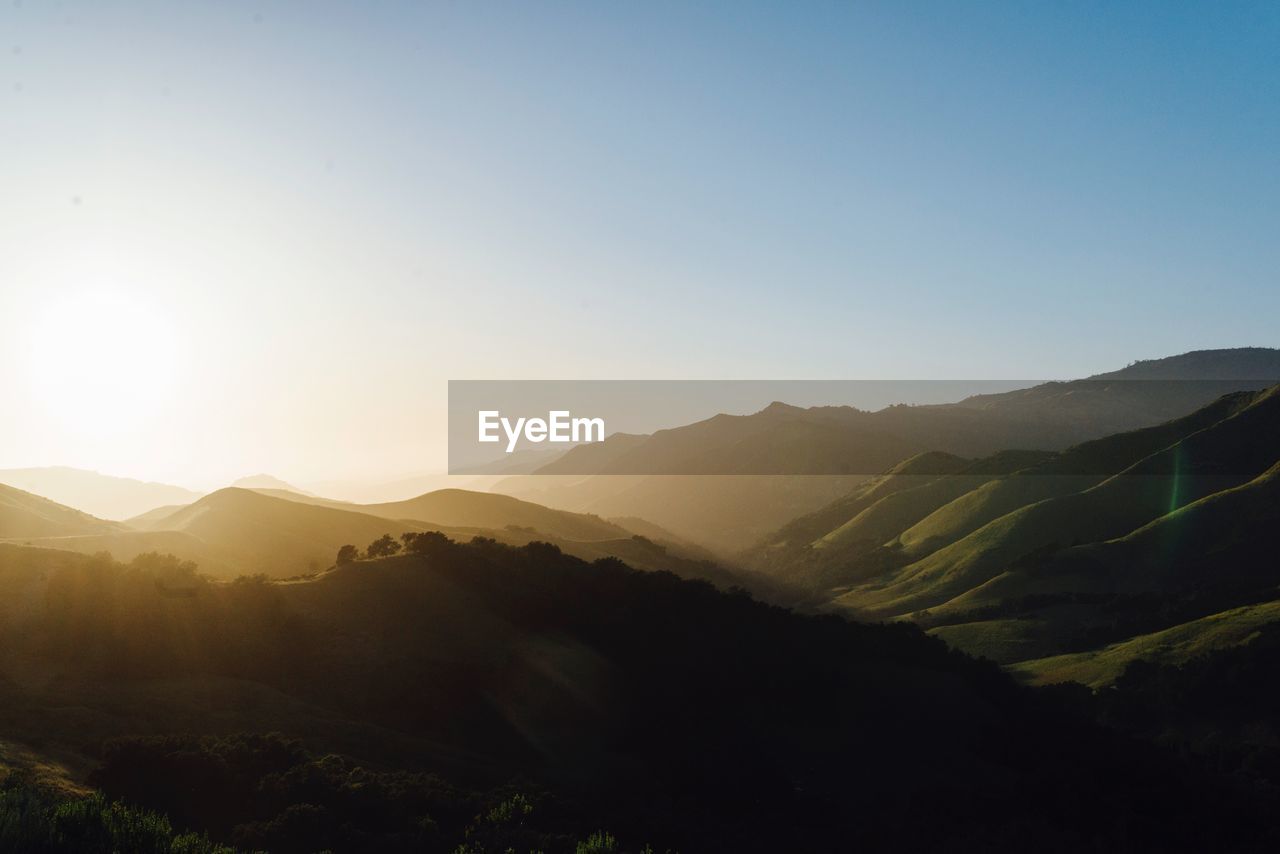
496 348 1280 548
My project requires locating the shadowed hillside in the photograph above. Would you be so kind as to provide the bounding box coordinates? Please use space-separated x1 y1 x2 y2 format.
536 349 1280 477
1 540 1277 851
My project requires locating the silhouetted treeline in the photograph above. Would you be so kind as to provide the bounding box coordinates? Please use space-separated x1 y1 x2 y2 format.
1098 622 1280 788
4 541 1280 851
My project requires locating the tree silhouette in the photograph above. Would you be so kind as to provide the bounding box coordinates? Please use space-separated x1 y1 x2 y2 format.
335 544 360 565
401 531 451 555
365 534 402 558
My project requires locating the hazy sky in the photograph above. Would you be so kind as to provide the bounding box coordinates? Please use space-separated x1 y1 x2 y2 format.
2 2 1277 487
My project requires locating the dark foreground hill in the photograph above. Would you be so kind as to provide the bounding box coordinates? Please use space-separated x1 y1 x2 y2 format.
1 540 1278 852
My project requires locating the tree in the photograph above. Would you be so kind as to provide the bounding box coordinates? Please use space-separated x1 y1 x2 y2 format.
365 534 402 558
335 544 360 565
401 531 452 555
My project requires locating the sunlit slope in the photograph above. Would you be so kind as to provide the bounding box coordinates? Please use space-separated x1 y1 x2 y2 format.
359 488 632 541
119 486 741 584
743 451 1049 597
140 488 422 576
0 483 122 539
1010 598 1280 688
836 386 1280 617
945 460 1280 617
1 530 239 576
814 451 1053 554
895 389 1261 558
754 452 971 551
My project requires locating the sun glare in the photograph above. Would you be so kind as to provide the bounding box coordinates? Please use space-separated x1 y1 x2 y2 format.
24 291 181 436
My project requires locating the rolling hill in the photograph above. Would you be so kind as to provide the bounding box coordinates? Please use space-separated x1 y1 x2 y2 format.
840 385 1280 618
121 487 423 577
0 482 122 539
115 486 744 585
0 467 201 521
357 488 634 541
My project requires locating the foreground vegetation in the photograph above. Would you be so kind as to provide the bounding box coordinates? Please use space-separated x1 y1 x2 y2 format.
4 535 1280 851
0 775 233 854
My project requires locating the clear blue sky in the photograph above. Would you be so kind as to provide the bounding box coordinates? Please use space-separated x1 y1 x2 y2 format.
2 1 1277 482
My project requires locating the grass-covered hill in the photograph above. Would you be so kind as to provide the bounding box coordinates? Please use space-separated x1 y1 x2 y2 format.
734 385 1280 691
1 539 1278 851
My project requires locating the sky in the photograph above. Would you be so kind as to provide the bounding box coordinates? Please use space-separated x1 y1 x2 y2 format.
1 1 1277 488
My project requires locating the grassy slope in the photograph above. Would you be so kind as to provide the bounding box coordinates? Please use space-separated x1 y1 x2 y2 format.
894 389 1261 558
752 452 969 551
812 451 1055 556
1010 600 1280 688
938 460 1280 617
839 387 1280 617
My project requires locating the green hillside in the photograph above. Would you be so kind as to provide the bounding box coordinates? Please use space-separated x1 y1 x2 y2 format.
836 386 1280 617
894 388 1259 557
1010 599 1280 687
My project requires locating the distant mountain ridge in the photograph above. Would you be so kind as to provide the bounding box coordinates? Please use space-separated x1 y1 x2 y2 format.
1088 347 1280 380
534 348 1280 477
230 474 314 495
0 467 201 521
